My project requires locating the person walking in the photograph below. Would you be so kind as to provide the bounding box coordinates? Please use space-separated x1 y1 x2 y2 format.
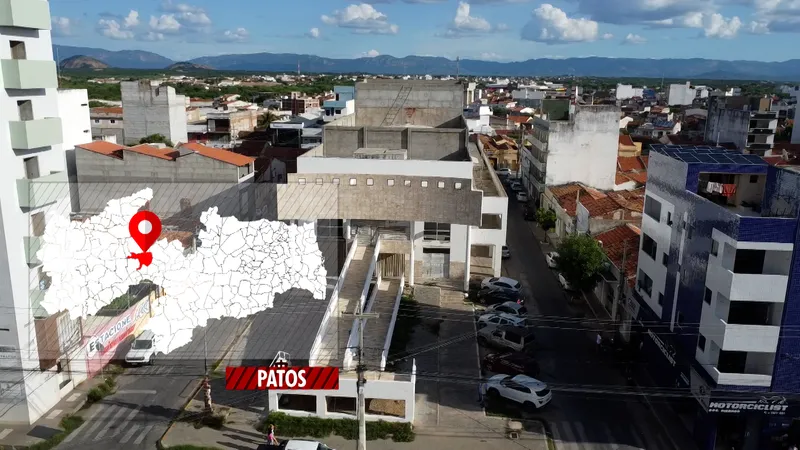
266 424 279 446
596 333 603 353
478 381 487 407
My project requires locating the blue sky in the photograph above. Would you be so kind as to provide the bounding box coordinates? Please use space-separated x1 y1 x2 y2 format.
49 0 799 62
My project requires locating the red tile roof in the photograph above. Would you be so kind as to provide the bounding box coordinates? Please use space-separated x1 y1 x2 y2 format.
127 144 179 161
618 156 647 172
181 142 255 167
595 224 641 284
619 134 635 147
76 141 126 157
616 172 632 185
626 171 648 184
508 115 531 125
640 156 649 168
90 107 123 115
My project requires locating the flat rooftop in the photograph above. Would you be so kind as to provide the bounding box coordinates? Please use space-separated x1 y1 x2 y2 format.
650 144 768 166
468 141 503 197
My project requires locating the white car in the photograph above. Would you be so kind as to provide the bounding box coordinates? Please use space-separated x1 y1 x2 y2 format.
558 273 575 291
496 168 511 177
125 330 158 365
545 252 559 269
510 182 523 192
285 440 335 450
477 313 526 329
486 301 528 317
481 276 522 291
516 191 529 202
482 374 552 410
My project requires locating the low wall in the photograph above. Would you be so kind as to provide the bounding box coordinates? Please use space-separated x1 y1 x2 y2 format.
380 273 405 370
343 239 381 370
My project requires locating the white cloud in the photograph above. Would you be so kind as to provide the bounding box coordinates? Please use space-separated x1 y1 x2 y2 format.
307 27 321 38
477 52 504 60
321 4 399 34
218 27 249 43
160 1 211 27
360 49 381 57
160 0 202 13
623 33 647 44
703 13 742 38
748 0 800 33
123 10 140 28
521 4 599 43
571 0 714 26
452 2 491 32
179 11 212 25
97 19 134 40
149 14 182 33
602 32 614 39
52 17 73 37
139 31 165 41
748 19 771 33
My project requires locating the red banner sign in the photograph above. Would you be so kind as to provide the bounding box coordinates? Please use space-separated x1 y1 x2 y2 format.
225 366 339 390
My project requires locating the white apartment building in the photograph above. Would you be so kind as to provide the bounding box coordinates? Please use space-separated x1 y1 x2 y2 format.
615 84 644 100
667 82 696 106
520 104 621 206
121 81 188 146
0 0 90 424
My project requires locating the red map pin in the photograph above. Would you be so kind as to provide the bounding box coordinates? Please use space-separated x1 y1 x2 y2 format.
127 211 161 270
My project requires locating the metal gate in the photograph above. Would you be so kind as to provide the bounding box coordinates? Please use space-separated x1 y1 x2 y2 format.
422 249 449 279
379 253 404 279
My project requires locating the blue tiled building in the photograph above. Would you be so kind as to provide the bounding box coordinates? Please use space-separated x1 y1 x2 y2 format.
323 86 355 122
628 144 800 450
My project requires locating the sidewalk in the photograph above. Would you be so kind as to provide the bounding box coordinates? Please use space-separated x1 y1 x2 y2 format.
0 373 112 447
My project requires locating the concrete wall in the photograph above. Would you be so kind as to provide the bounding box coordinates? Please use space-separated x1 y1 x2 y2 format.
354 80 465 128
121 81 188 146
668 83 695 106
323 123 467 161
705 102 749 150
57 90 90 150
543 105 620 190
296 157 473 179
278 175 482 226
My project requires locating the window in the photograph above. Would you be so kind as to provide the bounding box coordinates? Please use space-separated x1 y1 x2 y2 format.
644 196 662 221
437 181 445 188
332 178 340 185
9 40 26 60
110 120 116 124
455 182 463 189
387 179 395 186
662 252 668 266
315 178 323 185
638 269 653 297
23 156 39 180
667 211 673 226
423 222 451 241
366 178 374 186
349 178 357 186
697 334 706 352
421 181 428 187
711 239 719 257
17 100 33 121
297 178 306 185
641 233 658 260
658 293 664 306
404 180 411 186
94 119 100 123
686 225 693 239
750 175 758 183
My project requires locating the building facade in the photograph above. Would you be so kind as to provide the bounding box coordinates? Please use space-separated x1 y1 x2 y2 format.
668 82 696 106
90 106 124 142
281 93 320 116
630 144 800 450
121 81 188 146
0 0 92 424
522 105 620 207
323 86 355 123
706 96 778 156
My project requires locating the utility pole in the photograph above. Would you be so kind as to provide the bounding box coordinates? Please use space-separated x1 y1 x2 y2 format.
612 239 630 324
345 309 379 450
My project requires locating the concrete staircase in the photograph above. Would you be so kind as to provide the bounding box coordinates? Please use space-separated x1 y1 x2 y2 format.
362 279 402 369
315 242 376 367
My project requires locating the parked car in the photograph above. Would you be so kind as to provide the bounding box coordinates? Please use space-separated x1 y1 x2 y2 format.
477 325 535 352
502 245 510 259
516 191 529 202
125 330 158 365
496 168 511 177
483 374 552 410
510 182 523 192
273 440 335 450
558 273 575 291
486 301 528 317
477 313 527 330
481 276 522 291
523 207 536 221
477 286 524 305
484 352 541 377
545 252 559 269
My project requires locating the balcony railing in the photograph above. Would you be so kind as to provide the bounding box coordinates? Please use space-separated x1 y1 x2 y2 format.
1 59 57 89
24 236 42 265
708 263 788 303
0 0 52 30
423 232 450 242
9 118 63 150
17 171 69 209
719 318 779 352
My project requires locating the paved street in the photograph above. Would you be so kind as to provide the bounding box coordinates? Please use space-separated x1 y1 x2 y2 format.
500 192 695 450
56 317 250 450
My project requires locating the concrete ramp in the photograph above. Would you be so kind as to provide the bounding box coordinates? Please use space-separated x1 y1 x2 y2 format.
362 279 402 369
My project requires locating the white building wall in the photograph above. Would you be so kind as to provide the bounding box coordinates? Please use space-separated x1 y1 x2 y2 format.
0 3 79 424
57 89 90 149
636 191 675 319
668 83 695 106
543 107 619 190
296 157 474 180
615 84 643 100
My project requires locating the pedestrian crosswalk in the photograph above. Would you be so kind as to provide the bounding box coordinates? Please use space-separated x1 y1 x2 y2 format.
60 403 156 448
549 420 673 450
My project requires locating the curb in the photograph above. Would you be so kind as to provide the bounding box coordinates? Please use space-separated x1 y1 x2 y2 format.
537 419 557 450
157 317 255 449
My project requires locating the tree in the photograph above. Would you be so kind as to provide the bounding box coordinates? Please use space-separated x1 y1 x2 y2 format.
139 134 174 147
536 208 557 231
492 106 508 118
257 111 280 129
555 233 606 292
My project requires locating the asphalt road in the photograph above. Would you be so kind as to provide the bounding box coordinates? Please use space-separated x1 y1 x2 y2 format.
57 317 250 450
499 191 691 450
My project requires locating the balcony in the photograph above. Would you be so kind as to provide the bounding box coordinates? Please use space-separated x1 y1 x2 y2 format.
1 59 58 89
708 263 788 303
17 171 69 209
0 0 51 30
718 319 779 352
712 368 772 387
9 118 63 150
24 236 42 265
748 128 775 135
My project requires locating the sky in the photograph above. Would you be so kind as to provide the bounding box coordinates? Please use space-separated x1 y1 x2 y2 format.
49 0 800 62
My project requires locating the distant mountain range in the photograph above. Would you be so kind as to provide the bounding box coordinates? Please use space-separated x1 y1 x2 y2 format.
59 55 109 69
53 45 800 81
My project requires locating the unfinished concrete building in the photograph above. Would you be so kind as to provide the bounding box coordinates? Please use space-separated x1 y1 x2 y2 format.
121 81 188 146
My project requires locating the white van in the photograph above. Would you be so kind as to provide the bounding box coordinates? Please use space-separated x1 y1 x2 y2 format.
125 330 158 365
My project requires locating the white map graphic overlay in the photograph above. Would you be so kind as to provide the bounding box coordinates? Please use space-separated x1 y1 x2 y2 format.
39 188 328 354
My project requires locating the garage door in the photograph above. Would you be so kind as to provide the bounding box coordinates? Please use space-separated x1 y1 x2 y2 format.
380 253 405 279
422 249 449 279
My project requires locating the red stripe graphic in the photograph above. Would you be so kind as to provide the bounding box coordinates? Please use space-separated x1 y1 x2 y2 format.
224 366 340 390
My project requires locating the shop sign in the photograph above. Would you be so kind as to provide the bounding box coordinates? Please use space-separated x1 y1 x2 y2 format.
648 329 676 367
708 396 791 416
